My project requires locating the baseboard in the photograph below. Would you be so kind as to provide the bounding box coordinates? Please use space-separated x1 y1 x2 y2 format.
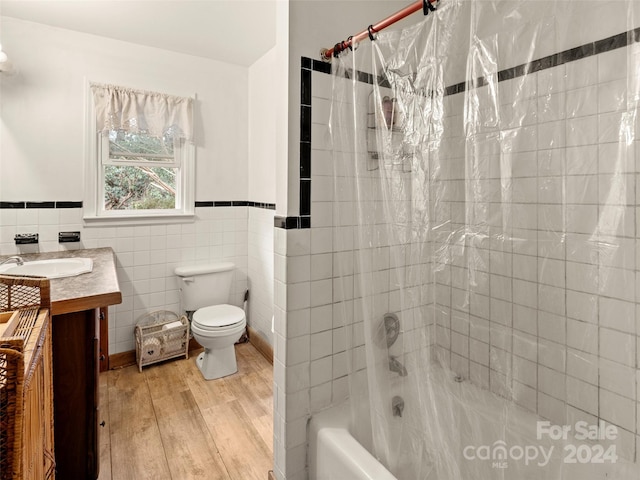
189 337 203 352
108 331 271 370
109 350 136 369
248 326 273 365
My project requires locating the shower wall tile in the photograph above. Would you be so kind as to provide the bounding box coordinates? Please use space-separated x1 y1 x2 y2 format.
280 38 640 477
600 389 636 433
432 42 640 444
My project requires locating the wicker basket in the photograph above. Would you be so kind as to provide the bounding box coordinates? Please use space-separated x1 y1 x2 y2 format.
135 310 189 372
0 275 54 480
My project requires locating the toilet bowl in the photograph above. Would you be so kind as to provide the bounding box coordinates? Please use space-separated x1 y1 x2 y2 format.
191 304 246 379
174 262 246 380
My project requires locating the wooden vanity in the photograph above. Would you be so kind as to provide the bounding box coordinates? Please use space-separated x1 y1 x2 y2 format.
6 248 122 480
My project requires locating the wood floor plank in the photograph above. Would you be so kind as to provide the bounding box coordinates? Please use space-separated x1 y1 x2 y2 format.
108 367 172 480
98 374 112 480
224 371 270 419
237 343 272 379
98 442 112 480
99 343 273 480
179 351 237 408
144 359 190 399
251 414 274 453
151 390 231 480
200 400 273 480
225 345 274 419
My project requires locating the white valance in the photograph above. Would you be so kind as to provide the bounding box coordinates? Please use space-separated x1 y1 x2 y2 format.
91 83 194 141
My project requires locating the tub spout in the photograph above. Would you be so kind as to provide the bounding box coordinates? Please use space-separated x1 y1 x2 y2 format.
388 355 407 376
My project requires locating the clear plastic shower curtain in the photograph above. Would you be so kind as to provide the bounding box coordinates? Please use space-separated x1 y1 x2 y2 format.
329 0 640 479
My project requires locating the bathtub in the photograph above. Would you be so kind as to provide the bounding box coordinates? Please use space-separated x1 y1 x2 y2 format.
309 368 638 480
309 401 396 480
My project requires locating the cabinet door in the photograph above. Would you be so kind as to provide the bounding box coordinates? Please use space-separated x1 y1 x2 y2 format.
52 309 100 479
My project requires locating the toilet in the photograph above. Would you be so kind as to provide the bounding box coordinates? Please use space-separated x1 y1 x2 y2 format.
174 262 246 380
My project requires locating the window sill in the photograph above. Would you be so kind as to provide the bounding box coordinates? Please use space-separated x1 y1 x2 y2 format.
83 212 195 227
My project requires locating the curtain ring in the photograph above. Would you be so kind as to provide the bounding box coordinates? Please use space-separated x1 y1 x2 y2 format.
367 25 377 42
423 0 436 15
347 36 354 51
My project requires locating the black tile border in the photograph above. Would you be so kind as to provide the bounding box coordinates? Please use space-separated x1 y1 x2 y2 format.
196 201 276 211
294 57 314 229
56 201 83 209
26 201 55 209
274 215 310 229
281 26 640 231
0 201 26 209
306 26 640 98
1 200 276 211
251 202 277 210
0 201 84 209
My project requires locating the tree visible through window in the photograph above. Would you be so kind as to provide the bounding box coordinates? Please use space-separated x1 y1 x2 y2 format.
104 130 178 210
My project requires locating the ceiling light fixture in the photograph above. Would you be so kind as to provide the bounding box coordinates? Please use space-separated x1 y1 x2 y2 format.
0 44 14 74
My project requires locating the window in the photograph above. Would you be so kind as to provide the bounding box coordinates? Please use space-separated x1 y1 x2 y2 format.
85 83 195 223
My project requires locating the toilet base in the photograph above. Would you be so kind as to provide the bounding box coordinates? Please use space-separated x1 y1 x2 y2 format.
196 344 238 380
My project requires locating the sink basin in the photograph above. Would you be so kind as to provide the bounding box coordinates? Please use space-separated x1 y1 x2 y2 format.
0 258 93 279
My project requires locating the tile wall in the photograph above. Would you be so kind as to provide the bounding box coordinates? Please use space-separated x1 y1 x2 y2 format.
273 34 640 480
0 205 267 354
248 206 276 344
435 44 640 461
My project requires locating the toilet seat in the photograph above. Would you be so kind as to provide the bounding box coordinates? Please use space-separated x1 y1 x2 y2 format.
193 304 246 333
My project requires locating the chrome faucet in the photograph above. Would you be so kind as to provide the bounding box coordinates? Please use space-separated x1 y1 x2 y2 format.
0 256 24 266
389 355 407 377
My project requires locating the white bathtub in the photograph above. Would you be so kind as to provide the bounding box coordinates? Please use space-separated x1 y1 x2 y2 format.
309 369 638 480
309 401 396 480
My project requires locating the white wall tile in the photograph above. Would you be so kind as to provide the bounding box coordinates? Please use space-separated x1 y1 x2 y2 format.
600 328 635 367
600 389 636 433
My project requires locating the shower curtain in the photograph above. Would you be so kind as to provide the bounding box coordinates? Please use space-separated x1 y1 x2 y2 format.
329 0 640 478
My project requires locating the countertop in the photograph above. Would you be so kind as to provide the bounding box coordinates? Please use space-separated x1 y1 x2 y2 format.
0 247 122 315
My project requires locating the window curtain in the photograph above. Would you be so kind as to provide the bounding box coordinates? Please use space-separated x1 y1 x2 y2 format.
91 83 194 141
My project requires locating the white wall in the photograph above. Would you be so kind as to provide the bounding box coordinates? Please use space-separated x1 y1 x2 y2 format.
249 46 278 203
247 47 277 346
0 17 264 355
274 0 290 217
0 16 248 201
284 0 410 217
248 207 275 344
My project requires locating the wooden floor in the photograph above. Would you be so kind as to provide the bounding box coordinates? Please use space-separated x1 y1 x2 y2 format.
98 343 273 480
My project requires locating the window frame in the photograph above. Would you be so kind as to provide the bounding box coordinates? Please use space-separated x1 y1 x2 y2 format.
83 81 195 226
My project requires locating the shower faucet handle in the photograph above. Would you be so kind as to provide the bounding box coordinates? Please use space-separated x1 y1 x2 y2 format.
389 355 408 377
392 396 404 417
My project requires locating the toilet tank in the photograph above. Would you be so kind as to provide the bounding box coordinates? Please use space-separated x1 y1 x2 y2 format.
174 262 235 311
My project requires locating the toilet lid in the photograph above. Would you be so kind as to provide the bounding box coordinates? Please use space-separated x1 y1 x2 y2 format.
193 304 245 328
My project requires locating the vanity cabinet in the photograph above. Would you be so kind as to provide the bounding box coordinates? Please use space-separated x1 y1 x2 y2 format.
52 308 101 480
0 248 122 480
32 247 121 480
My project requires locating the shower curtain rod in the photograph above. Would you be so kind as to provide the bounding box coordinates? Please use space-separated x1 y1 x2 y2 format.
320 0 437 62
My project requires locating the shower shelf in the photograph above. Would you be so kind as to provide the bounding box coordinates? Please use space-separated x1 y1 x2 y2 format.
367 91 411 172
367 150 414 172
368 126 404 133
